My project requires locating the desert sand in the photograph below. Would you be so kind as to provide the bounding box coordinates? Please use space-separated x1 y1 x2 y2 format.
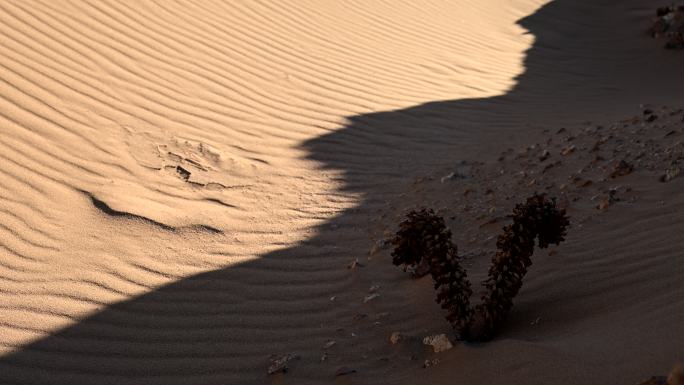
0 0 682 384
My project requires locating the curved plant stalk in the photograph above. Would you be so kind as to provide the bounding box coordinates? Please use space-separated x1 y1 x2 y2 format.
391 209 473 339
469 195 569 341
391 195 569 342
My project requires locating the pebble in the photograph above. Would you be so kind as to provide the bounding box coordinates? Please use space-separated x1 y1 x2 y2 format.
369 243 381 256
347 258 364 269
539 149 550 161
423 358 441 368
422 334 453 353
268 353 300 375
440 172 455 183
363 293 380 303
610 160 634 178
660 163 681 182
561 145 576 156
389 332 403 344
335 367 357 377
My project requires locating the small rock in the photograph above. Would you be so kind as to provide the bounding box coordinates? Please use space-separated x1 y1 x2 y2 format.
175 165 191 180
539 149 550 162
597 199 611 210
422 334 453 353
646 114 658 123
268 353 300 375
560 145 576 156
596 189 619 210
389 332 403 344
440 172 455 183
660 163 681 182
610 160 633 178
353 313 368 321
347 258 364 269
334 367 356 377
368 285 381 293
423 358 440 368
369 243 381 256
363 293 380 303
608 188 620 203
323 340 336 349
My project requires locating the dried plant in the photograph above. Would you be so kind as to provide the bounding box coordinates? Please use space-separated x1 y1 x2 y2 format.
391 209 473 338
469 195 569 340
391 195 569 342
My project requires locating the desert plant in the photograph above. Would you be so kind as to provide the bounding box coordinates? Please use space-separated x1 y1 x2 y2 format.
469 195 569 340
391 209 474 338
391 194 569 342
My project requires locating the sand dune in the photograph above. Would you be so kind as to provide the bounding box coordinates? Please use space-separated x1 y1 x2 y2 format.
0 0 682 384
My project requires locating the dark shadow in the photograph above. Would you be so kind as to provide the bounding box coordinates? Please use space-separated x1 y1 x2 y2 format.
1 1 681 384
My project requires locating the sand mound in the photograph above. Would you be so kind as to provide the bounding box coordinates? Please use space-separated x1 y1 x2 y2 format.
0 1 682 384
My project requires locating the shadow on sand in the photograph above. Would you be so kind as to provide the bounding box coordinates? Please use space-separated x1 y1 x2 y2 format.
0 1 680 384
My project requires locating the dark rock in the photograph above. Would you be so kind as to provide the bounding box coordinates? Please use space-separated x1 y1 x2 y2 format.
539 149 550 162
610 160 634 178
334 367 357 377
176 165 191 180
